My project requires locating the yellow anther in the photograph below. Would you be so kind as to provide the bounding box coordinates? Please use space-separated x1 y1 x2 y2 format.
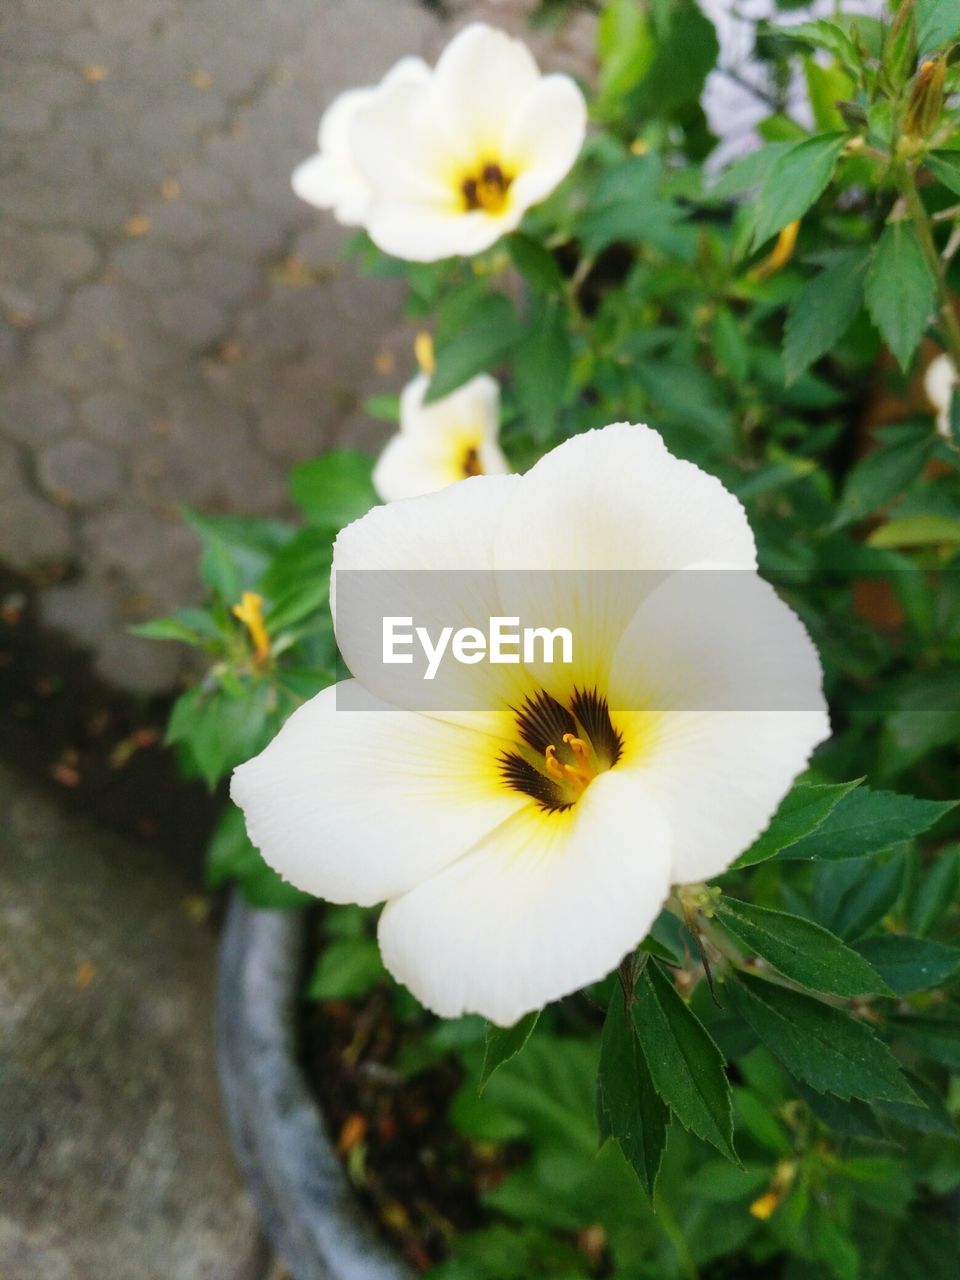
749 219 800 282
545 739 596 791
562 733 590 761
414 331 435 377
232 591 271 663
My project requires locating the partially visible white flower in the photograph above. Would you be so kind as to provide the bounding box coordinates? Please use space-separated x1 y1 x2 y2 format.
292 57 430 226
373 372 510 502
232 425 830 1027
924 352 958 439
342 23 586 261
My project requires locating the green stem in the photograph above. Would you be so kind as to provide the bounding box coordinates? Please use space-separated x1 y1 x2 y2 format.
655 1196 700 1280
897 161 960 371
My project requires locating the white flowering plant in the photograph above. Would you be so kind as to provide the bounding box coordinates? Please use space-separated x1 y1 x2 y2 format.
142 3 960 1276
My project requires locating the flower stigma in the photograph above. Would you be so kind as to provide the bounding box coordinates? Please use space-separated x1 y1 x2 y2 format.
461 161 513 214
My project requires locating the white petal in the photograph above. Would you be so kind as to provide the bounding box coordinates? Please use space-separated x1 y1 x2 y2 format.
332 473 528 711
230 681 523 907
493 423 757 694
431 23 541 160
372 433 463 503
378 769 672 1025
503 74 587 210
365 202 520 262
291 152 369 225
400 372 500 444
924 352 957 438
608 570 830 883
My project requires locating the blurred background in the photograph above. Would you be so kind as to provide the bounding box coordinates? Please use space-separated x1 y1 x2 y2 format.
0 2 884 1278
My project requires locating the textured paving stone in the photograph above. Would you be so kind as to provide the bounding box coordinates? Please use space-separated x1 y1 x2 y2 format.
38 436 124 506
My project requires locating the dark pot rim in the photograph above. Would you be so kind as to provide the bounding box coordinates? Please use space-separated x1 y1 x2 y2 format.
216 891 413 1280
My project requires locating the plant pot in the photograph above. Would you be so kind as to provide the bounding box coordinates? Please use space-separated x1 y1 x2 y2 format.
216 891 412 1280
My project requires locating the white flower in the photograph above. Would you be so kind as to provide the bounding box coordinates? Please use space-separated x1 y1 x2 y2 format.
372 372 510 502
924 352 958 439
293 23 587 262
232 425 829 1026
291 57 430 226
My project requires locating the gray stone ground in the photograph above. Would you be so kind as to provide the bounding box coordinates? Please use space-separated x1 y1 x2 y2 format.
0 0 595 694
0 763 270 1280
0 4 594 1278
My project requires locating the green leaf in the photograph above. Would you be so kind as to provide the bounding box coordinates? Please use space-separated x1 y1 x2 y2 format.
428 294 524 402
480 1012 540 1092
632 961 738 1163
184 511 292 601
130 610 220 646
307 937 385 1000
712 307 750 383
833 430 934 527
924 150 960 196
782 18 862 73
778 786 957 861
814 851 908 941
479 1035 598 1155
867 513 960 547
288 449 377 529
727 972 916 1103
909 846 960 935
917 0 960 51
167 682 274 789
750 132 847 249
715 898 892 996
888 1012 960 1069
507 234 564 293
629 0 719 119
853 934 960 995
865 221 936 371
596 985 669 1198
206 805 311 908
709 142 794 201
784 249 869 383
597 0 654 102
732 779 863 868
513 298 572 442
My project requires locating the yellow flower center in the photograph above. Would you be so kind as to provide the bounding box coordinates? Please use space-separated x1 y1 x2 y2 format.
500 688 622 811
461 161 513 215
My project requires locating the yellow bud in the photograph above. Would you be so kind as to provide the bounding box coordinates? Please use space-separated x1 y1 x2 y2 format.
750 1191 781 1221
630 138 649 156
749 220 800 282
232 591 271 663
414 331 436 376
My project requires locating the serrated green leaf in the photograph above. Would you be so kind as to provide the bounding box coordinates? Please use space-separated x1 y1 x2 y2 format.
733 779 863 868
596 985 669 1198
184 510 292 601
712 307 750 383
480 1011 540 1092
715 898 892 996
289 449 376 529
784 249 869 382
865 221 936 371
709 142 794 201
632 961 737 1163
779 787 957 861
750 132 847 249
917 0 960 51
833 430 934 527
909 846 960 936
782 19 861 72
854 934 960 995
727 971 916 1103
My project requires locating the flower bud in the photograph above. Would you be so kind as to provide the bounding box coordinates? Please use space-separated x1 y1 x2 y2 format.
904 55 946 141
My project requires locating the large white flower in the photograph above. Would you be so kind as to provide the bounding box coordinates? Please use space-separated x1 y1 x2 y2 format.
293 23 586 262
291 57 430 226
232 425 829 1026
924 352 958 440
373 372 510 502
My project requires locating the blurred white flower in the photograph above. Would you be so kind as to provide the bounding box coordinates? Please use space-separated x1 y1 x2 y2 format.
924 352 958 439
292 57 430 226
373 371 510 502
293 23 586 261
232 425 829 1026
